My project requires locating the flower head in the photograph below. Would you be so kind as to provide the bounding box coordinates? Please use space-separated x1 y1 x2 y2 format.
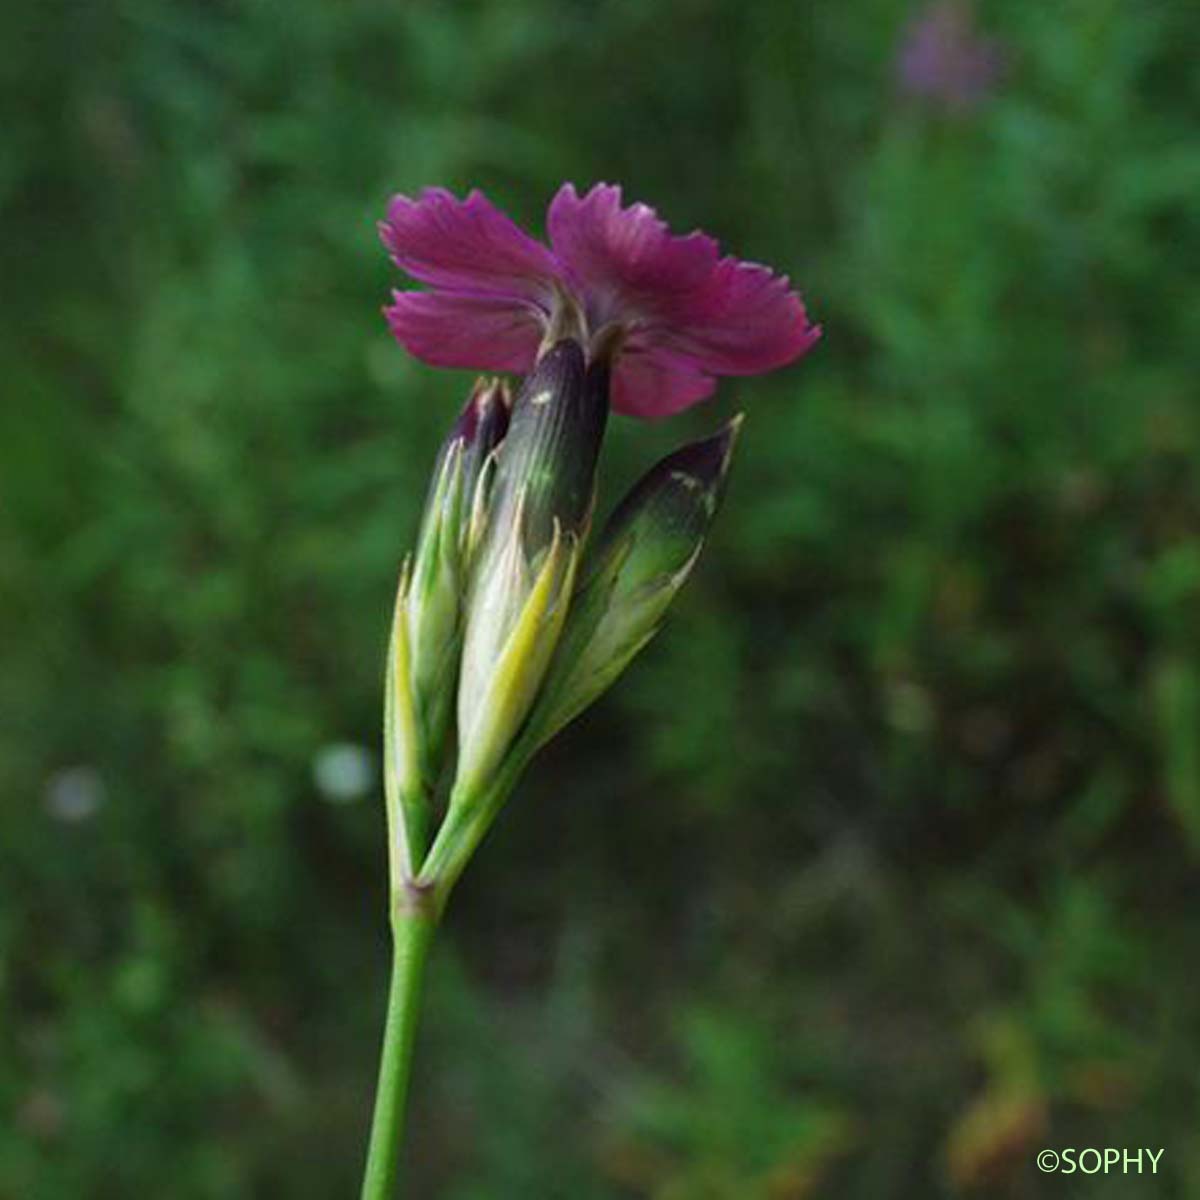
897 2 1005 111
381 184 819 419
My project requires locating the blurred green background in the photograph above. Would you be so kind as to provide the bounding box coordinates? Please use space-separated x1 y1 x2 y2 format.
3 0 1199 1196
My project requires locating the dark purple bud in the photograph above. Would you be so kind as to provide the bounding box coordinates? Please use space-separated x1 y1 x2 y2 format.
597 414 742 583
488 338 609 556
454 377 510 493
527 416 743 743
422 377 509 533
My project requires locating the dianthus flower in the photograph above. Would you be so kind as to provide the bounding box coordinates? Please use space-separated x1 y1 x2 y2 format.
380 183 819 419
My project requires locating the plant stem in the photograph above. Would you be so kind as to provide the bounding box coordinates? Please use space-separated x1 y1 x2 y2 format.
360 908 437 1200
359 746 530 1197
418 751 530 902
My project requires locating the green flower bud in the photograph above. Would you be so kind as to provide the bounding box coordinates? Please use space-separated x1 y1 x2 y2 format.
407 378 510 753
454 340 608 799
529 414 742 744
385 379 509 871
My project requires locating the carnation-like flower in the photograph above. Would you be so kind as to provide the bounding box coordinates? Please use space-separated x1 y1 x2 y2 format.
380 183 819 419
361 183 824 1196
897 1 1005 111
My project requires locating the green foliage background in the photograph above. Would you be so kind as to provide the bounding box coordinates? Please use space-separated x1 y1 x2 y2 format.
3 0 1199 1196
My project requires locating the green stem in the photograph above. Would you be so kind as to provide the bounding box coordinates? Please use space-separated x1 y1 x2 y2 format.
360 908 437 1200
418 753 528 905
359 739 532 1197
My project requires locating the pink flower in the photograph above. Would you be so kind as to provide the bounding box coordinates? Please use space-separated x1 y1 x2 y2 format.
380 184 819 420
897 2 1005 112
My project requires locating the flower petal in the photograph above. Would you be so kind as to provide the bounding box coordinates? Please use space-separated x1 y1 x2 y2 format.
663 258 822 375
380 187 560 304
611 345 717 420
385 290 543 372
548 183 819 415
547 183 721 327
381 183 819 420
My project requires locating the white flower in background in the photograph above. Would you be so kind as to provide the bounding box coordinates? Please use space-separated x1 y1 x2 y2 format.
312 743 376 804
44 766 106 823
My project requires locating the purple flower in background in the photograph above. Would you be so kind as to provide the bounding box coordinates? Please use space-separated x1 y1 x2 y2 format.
898 1 1005 111
380 184 819 419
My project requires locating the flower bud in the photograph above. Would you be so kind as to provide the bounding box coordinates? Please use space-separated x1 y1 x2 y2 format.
406 378 510 758
454 340 609 798
385 380 509 868
529 415 742 743
488 339 608 551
